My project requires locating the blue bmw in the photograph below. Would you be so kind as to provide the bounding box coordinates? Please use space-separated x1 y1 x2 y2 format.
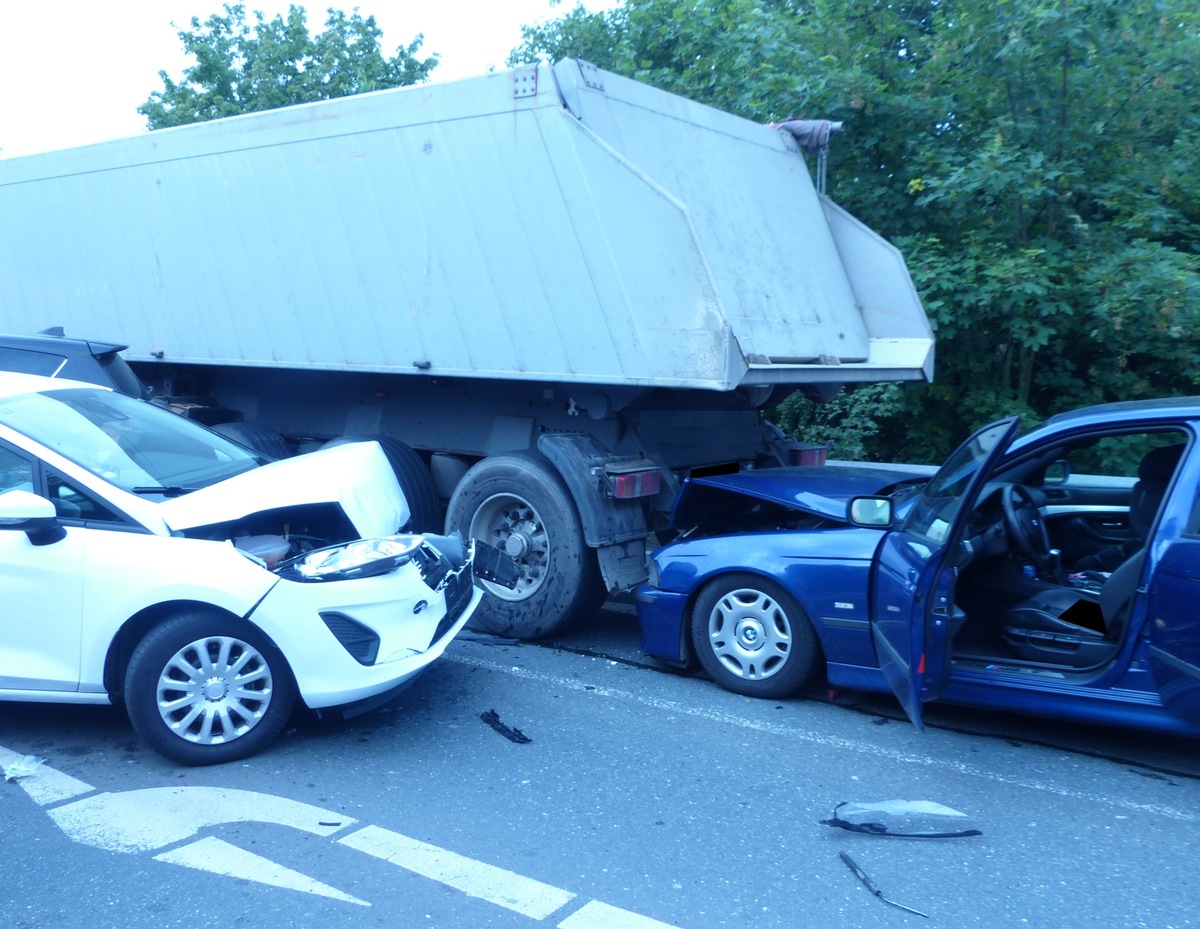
636 399 1200 735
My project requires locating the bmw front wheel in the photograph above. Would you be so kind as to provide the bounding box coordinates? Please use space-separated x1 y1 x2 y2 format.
690 574 819 699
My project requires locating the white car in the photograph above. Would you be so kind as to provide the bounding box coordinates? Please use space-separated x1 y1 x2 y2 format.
0 372 483 765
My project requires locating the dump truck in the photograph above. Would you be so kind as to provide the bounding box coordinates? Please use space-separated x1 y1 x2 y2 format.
0 59 933 638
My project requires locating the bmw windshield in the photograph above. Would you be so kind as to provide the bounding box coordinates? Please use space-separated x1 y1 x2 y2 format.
902 418 1019 542
0 386 264 492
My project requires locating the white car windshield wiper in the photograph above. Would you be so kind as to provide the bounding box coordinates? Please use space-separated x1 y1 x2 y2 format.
130 485 195 497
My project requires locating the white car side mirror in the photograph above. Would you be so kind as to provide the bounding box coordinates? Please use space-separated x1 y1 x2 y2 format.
0 489 67 545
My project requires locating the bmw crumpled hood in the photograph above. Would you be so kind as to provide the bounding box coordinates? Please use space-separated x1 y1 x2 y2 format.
157 440 409 538
671 464 928 527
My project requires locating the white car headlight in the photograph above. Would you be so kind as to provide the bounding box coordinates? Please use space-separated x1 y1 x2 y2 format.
280 535 424 582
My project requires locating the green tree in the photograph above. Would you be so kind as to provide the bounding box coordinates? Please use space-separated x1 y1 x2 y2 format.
512 0 1200 462
140 4 437 129
879 0 1200 459
509 2 631 68
773 383 905 460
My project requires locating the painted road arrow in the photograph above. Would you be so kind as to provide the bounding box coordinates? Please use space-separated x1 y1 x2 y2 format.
2 744 682 927
2 745 367 904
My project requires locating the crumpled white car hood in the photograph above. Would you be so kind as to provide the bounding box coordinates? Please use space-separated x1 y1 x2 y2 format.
156 441 409 538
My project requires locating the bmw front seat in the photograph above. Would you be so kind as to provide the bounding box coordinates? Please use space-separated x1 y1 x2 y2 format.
1001 443 1184 667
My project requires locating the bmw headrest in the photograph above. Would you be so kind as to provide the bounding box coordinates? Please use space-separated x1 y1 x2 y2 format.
1138 443 1184 484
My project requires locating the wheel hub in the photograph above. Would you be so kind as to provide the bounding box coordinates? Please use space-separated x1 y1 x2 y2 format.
504 530 531 559
734 618 766 652
472 496 548 602
154 635 272 746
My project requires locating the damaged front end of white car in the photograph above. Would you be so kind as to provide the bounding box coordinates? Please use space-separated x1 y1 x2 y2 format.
0 377 516 766
128 443 518 766
117 524 489 766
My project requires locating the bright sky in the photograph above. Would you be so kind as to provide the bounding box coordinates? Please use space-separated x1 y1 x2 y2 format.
0 1 618 159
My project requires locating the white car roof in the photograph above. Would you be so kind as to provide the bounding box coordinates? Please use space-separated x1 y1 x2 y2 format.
0 370 111 400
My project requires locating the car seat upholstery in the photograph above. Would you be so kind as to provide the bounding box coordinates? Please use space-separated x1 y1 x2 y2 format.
1128 443 1184 539
1004 550 1146 666
1073 443 1183 572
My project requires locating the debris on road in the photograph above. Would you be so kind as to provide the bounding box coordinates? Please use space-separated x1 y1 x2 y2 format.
3 754 44 782
823 799 982 838
480 709 532 744
839 851 930 918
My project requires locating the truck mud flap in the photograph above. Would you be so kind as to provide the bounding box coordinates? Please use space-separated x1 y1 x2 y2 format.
535 434 649 546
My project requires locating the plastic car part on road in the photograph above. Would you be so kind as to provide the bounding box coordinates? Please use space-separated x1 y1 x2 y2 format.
823 799 982 838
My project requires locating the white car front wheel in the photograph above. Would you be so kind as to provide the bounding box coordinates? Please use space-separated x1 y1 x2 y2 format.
124 611 296 765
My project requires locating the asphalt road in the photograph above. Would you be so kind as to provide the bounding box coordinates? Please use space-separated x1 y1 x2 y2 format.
3 604 1198 929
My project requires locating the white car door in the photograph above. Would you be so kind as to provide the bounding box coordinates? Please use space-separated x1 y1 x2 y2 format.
0 527 87 692
0 446 85 692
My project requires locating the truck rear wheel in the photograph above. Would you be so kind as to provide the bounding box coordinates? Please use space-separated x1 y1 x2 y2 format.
322 435 440 532
446 451 604 639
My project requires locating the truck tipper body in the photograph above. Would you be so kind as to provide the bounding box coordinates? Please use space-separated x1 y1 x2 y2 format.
0 59 933 637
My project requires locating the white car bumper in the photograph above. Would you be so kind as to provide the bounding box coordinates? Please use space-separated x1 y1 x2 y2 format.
250 555 481 708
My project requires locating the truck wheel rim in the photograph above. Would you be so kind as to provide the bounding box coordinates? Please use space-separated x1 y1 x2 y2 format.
155 635 273 745
470 493 549 602
707 588 791 680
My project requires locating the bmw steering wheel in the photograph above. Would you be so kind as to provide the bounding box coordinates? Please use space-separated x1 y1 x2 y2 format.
1002 483 1052 563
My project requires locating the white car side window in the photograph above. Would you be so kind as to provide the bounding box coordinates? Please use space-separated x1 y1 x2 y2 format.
0 445 34 494
46 470 125 523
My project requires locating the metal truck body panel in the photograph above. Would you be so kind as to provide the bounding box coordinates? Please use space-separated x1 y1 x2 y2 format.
0 61 934 638
0 60 931 390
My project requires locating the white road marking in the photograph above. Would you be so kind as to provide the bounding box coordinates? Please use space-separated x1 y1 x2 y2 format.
47 786 354 853
558 900 682 929
4 753 367 906
4 745 683 926
156 836 370 906
340 823 576 919
445 652 1200 824
0 745 92 805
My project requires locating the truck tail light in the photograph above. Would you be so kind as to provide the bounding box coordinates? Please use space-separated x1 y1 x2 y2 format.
787 444 828 466
610 468 662 499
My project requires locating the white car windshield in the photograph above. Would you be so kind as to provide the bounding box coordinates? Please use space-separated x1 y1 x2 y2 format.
0 386 263 492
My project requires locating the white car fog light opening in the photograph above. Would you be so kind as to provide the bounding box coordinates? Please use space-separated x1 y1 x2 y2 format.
320 612 382 664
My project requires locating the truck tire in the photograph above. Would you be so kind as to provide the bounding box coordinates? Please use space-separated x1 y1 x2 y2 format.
321 435 440 532
211 421 291 460
446 451 604 639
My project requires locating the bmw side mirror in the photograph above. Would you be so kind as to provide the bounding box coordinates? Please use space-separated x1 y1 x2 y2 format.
1043 460 1070 485
0 489 67 546
848 495 894 528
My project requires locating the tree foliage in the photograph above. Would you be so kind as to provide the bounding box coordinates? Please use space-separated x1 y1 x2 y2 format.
512 0 1200 462
140 3 437 129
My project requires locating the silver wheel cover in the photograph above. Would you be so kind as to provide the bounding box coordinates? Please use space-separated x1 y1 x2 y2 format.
155 635 274 745
706 587 792 681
